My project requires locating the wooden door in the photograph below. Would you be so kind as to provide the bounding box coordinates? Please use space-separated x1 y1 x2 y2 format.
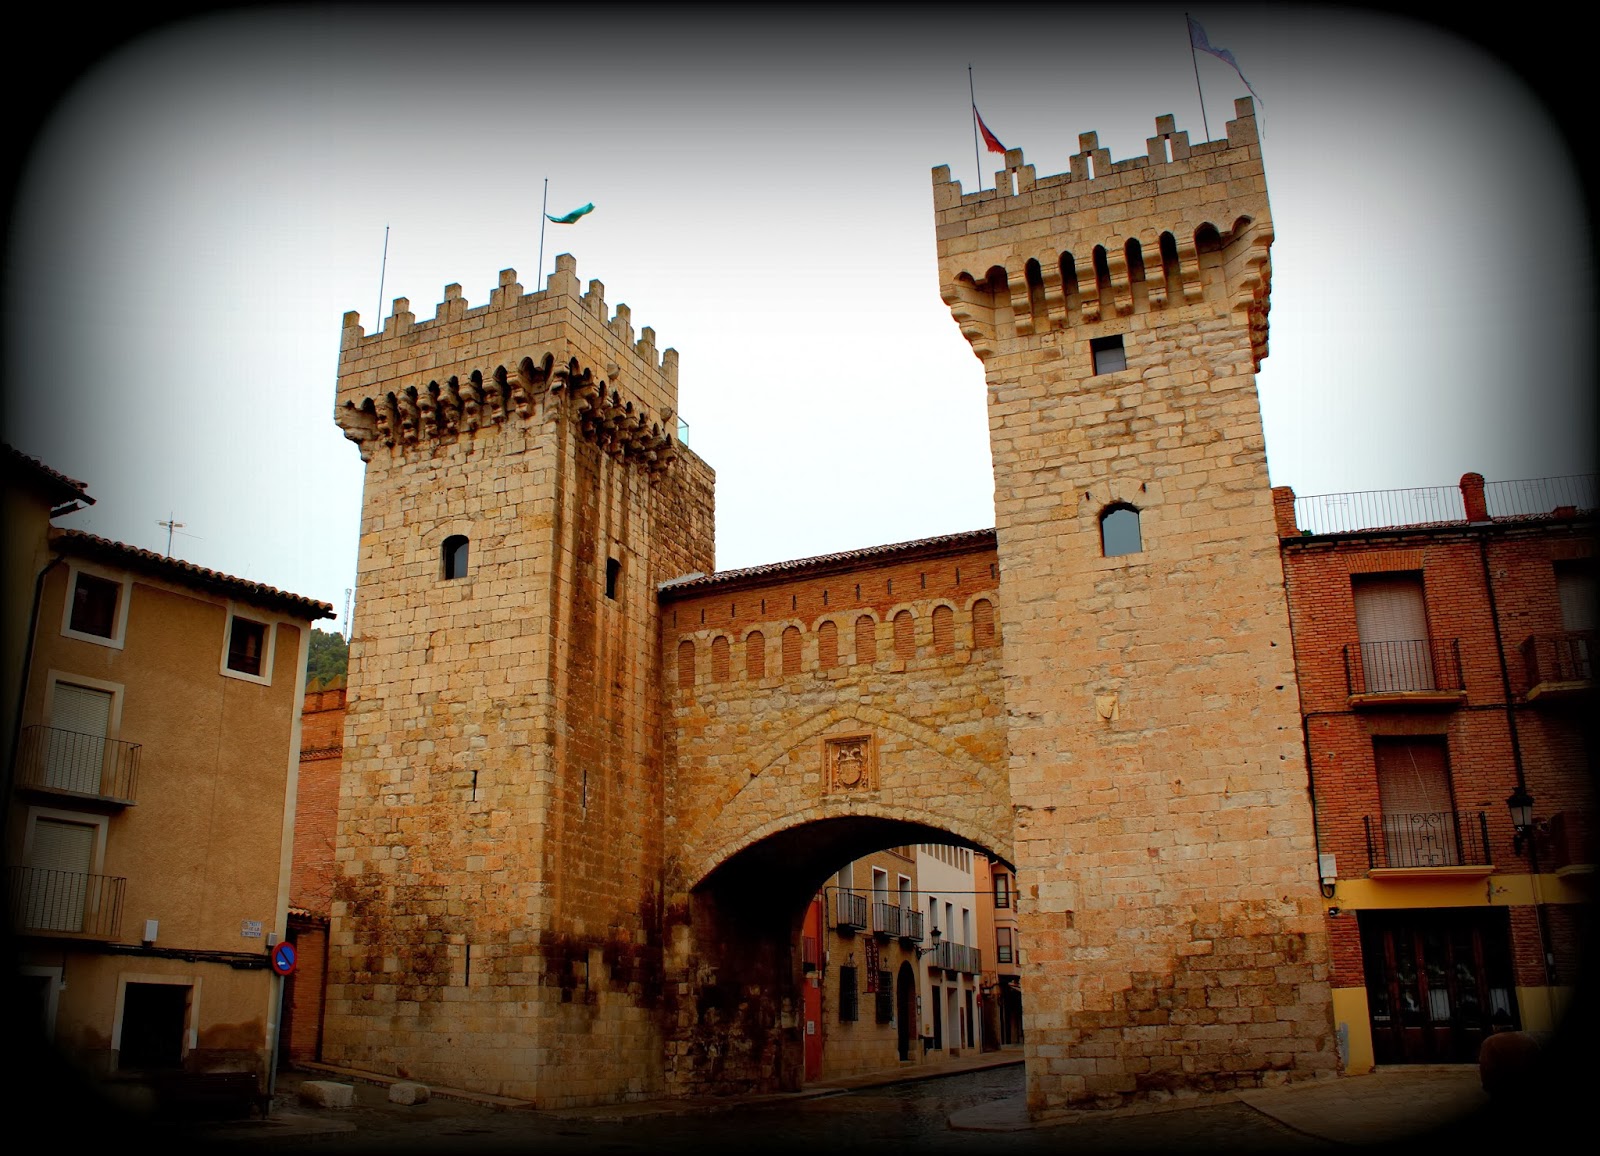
1360 908 1518 1064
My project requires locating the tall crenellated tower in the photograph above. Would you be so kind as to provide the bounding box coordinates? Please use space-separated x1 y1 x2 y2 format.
934 99 1338 1112
327 256 715 1104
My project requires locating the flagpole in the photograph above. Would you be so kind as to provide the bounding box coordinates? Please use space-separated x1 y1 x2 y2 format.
538 178 549 288
376 225 389 331
968 65 983 193
1186 13 1211 142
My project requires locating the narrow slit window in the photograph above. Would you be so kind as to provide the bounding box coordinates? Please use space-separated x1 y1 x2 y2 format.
1100 504 1142 557
605 557 621 600
1091 335 1126 375
442 535 469 580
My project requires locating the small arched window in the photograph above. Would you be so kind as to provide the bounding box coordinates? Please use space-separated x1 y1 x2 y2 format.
711 637 730 683
782 626 802 675
677 639 695 688
818 620 839 668
1101 504 1142 557
442 535 469 580
932 605 954 655
855 615 877 665
745 631 766 680
972 599 996 649
893 610 915 661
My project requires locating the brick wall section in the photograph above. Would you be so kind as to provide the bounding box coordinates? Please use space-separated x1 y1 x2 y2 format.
284 921 328 1063
935 99 1336 1113
657 535 1010 1095
292 684 345 915
661 537 1011 888
1281 494 1595 1035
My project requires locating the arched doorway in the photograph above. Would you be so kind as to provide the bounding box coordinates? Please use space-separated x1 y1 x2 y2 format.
664 815 1010 1096
896 961 915 1061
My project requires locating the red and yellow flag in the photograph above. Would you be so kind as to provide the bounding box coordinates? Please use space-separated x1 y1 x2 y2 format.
973 105 1006 155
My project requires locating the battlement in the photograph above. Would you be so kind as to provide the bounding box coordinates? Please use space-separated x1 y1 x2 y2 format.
933 99 1271 367
337 254 678 411
334 255 682 475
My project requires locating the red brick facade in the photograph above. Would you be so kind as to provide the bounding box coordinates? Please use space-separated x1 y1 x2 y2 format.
1278 475 1594 1068
291 681 345 916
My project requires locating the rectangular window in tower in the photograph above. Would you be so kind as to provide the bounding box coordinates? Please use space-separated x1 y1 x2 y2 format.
1090 335 1126 374
605 558 621 600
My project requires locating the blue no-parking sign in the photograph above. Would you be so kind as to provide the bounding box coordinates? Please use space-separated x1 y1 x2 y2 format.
271 941 297 976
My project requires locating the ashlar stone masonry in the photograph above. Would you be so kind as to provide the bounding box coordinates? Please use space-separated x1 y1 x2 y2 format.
327 97 1337 1113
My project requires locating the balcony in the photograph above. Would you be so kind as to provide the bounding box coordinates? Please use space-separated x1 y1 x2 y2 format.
14 725 140 806
833 888 867 931
8 866 125 939
1547 811 1597 876
870 900 903 938
900 908 925 944
1364 810 1493 878
928 940 982 974
1521 631 1595 703
1344 639 1466 708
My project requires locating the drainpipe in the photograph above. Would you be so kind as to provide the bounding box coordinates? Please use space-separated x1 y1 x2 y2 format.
1472 493 1556 996
3 554 64 833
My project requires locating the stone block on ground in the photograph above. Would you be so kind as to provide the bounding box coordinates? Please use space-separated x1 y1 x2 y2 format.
299 1080 356 1109
388 1081 431 1105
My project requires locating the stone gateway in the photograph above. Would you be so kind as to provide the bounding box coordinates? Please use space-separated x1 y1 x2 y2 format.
325 97 1339 1113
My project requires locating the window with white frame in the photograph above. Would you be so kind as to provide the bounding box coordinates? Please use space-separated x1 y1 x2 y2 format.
222 608 275 684
61 566 132 648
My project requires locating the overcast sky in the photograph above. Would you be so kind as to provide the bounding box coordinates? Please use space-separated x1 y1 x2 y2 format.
3 7 1592 633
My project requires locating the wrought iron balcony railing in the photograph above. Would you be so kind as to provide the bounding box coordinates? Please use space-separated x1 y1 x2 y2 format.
14 725 140 804
900 908 925 944
1364 810 1491 870
871 900 903 938
1344 638 1464 697
930 940 982 974
1521 631 1595 691
8 866 125 938
833 888 868 931
1547 811 1596 872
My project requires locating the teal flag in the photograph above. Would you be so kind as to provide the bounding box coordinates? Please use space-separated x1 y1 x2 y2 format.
546 202 595 224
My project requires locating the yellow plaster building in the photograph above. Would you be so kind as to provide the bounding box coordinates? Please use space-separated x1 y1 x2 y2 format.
6 456 331 1099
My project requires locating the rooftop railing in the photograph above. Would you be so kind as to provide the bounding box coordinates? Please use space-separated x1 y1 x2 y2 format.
1288 473 1595 536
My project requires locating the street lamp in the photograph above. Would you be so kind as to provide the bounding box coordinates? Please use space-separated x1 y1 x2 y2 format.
1507 785 1536 855
916 926 942 959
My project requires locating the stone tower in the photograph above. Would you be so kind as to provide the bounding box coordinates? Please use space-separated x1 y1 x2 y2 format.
326 257 714 1104
933 99 1338 1112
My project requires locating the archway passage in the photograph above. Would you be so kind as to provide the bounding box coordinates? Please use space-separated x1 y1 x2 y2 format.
661 815 1008 1097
